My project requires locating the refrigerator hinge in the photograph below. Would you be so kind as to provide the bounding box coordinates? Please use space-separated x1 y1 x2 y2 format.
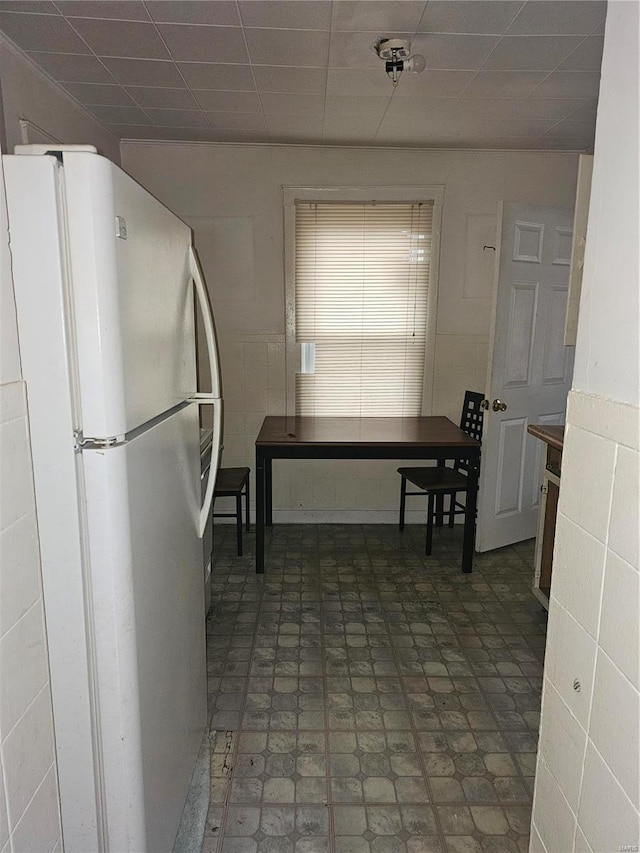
74 431 125 452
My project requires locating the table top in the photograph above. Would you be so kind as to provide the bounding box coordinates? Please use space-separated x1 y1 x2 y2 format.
256 416 480 449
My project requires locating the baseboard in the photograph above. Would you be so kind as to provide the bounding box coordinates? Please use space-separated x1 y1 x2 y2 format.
213 510 465 525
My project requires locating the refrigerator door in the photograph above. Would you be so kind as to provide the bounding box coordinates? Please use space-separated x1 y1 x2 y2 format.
82 404 206 852
62 151 197 437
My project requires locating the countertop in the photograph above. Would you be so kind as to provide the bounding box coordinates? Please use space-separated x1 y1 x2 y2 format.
527 424 565 451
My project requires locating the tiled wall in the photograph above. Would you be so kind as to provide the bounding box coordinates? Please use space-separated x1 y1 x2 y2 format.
0 384 62 853
530 390 639 852
1 154 62 852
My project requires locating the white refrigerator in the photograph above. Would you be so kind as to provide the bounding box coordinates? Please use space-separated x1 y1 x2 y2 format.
3 146 222 853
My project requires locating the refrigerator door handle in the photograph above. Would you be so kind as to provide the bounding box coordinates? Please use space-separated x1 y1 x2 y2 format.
189 395 222 537
189 245 221 399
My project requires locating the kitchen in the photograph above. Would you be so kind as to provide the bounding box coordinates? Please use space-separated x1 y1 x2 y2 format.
0 2 638 852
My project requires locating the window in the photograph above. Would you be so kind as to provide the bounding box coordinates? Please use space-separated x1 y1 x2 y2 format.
284 187 442 417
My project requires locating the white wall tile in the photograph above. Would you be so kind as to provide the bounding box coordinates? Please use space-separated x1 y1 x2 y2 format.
0 383 24 426
0 415 36 531
0 603 48 734
577 742 640 853
551 512 606 638
608 446 640 567
588 650 639 805
2 685 56 830
543 600 597 729
0 163 22 387
599 551 639 688
9 765 61 853
532 759 577 852
0 513 41 638
558 424 616 542
537 681 587 811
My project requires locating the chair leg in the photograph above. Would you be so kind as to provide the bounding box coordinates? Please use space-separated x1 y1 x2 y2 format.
399 476 407 531
425 493 434 556
245 477 251 531
448 492 456 528
236 493 243 556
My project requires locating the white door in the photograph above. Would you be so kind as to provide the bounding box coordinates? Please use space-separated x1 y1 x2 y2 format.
477 202 574 552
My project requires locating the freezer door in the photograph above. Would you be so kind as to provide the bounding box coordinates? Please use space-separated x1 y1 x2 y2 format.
81 405 206 852
62 152 197 437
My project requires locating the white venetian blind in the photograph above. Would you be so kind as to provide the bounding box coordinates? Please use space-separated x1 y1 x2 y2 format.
295 200 433 416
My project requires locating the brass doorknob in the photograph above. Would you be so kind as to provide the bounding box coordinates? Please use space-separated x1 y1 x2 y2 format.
480 399 489 410
492 399 507 412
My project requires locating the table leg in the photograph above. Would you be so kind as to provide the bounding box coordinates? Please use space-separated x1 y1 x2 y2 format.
462 454 479 573
435 459 445 526
256 448 265 574
266 457 273 527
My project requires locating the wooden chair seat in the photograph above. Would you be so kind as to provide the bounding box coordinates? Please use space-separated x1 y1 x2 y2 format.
397 466 469 493
213 467 250 556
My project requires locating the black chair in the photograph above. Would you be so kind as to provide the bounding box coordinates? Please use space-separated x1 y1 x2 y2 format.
213 467 250 556
398 391 485 555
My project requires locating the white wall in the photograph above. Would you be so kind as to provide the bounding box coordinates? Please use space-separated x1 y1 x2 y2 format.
0 159 62 853
0 34 119 163
122 141 579 521
531 3 640 851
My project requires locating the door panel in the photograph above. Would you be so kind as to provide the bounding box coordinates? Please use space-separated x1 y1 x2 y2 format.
477 202 574 552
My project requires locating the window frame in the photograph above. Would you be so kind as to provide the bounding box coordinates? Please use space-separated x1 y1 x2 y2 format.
283 185 444 417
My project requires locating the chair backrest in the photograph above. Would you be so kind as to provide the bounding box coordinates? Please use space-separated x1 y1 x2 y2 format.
459 390 485 442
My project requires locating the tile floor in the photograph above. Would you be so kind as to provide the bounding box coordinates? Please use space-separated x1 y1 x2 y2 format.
201 524 546 853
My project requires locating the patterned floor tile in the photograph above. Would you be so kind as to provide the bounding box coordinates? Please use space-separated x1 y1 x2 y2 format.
195 525 543 853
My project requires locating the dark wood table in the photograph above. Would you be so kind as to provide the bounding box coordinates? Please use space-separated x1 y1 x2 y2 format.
255 416 481 574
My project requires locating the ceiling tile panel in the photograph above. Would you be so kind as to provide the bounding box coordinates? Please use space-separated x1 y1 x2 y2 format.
416 2 524 35
0 2 58 13
322 95 390 119
326 68 393 96
329 31 414 69
157 23 249 63
124 86 200 109
506 1 608 35
193 90 262 112
323 114 383 138
253 65 326 94
557 36 604 72
57 1 150 20
205 112 267 130
0 11 91 52
532 70 601 98
331 1 427 33
62 81 137 105
209 128 271 142
563 98 598 121
462 70 547 97
259 92 325 114
69 18 170 58
482 35 584 70
146 1 241 26
104 123 166 137
245 27 329 66
238 1 332 30
177 62 255 91
540 119 596 139
267 114 324 134
101 57 186 86
27 51 116 82
392 69 475 96
411 33 501 69
86 104 151 124
145 108 210 127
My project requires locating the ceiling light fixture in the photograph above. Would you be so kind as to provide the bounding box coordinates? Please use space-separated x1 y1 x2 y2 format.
374 38 426 86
